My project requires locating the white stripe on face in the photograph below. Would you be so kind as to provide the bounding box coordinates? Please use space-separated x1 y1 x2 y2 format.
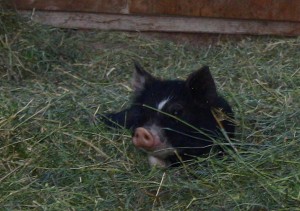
157 98 169 110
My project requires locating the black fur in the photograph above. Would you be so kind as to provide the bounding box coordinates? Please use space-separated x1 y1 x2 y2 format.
100 63 235 166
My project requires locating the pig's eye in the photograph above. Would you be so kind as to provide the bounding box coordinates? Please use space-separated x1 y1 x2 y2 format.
168 103 184 117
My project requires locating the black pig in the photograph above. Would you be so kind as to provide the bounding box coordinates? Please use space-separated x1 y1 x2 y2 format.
101 63 235 167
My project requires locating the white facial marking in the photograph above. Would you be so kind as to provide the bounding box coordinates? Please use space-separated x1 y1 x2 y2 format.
157 98 169 110
148 155 168 168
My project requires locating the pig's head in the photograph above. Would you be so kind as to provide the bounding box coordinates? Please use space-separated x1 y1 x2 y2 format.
129 63 235 167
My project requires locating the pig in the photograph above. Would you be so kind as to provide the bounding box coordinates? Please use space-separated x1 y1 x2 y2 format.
100 62 235 167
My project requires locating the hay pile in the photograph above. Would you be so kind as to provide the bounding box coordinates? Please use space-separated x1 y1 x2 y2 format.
1 9 300 210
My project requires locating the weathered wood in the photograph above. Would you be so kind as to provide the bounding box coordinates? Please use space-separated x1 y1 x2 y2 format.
19 11 300 36
130 0 300 22
10 0 129 14
11 0 300 22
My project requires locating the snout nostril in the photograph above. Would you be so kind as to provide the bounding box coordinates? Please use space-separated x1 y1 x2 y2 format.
133 127 154 148
144 134 150 141
132 127 156 150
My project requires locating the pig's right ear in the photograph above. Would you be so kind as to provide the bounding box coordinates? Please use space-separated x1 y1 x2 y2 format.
186 66 217 106
132 62 156 92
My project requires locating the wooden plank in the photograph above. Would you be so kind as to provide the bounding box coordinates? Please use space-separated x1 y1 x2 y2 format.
129 0 300 22
10 0 129 14
10 0 300 22
19 11 300 36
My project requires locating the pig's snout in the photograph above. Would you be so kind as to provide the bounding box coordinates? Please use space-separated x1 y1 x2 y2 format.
133 127 155 149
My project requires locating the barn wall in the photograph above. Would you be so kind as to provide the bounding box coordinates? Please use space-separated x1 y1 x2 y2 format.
8 0 300 36
130 0 300 22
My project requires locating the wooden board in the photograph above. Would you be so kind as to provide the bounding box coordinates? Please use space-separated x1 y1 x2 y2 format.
130 0 300 22
10 1 300 35
11 0 300 22
10 0 129 14
19 11 300 36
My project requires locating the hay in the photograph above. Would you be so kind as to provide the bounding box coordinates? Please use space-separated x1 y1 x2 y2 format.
1 9 300 210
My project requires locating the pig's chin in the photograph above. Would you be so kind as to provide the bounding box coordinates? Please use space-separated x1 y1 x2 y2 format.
146 142 176 159
147 145 176 168
134 136 176 160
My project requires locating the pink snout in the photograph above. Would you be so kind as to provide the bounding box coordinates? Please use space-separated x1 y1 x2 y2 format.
132 127 155 150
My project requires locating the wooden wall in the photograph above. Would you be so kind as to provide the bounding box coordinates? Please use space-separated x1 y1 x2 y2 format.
9 0 300 36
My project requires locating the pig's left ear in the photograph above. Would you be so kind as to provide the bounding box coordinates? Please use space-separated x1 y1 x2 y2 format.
132 62 156 92
186 66 217 106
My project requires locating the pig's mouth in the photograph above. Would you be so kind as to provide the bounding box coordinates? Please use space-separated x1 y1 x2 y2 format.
132 126 176 159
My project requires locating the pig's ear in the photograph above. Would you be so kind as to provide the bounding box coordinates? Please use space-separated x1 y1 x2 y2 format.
186 66 217 106
132 62 155 92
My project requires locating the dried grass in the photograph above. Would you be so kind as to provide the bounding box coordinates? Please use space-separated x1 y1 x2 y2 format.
1 9 300 210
